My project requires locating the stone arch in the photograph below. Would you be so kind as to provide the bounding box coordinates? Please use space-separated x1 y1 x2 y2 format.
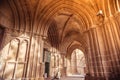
65 40 87 76
39 0 96 36
71 49 86 75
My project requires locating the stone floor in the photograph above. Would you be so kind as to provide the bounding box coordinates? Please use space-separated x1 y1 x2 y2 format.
46 75 85 80
60 77 84 80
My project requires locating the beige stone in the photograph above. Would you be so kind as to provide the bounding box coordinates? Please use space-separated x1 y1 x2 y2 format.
0 0 120 80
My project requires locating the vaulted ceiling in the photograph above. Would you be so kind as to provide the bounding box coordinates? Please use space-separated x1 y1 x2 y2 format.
0 0 119 54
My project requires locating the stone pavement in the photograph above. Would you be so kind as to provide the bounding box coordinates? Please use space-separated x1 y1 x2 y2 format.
46 75 85 80
60 75 85 80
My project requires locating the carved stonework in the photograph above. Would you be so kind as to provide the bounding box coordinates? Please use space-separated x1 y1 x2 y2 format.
0 0 120 80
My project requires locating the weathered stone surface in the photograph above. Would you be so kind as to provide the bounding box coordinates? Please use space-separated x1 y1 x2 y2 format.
0 0 120 80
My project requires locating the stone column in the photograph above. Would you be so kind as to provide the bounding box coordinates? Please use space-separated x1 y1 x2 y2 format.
86 19 120 80
83 31 93 76
51 52 59 76
59 54 65 77
86 25 106 79
36 36 41 78
66 56 71 76
86 28 98 77
49 53 55 77
95 24 109 79
107 0 112 16
64 56 67 76
38 36 45 80
102 19 120 79
71 51 77 74
26 35 45 80
116 0 120 12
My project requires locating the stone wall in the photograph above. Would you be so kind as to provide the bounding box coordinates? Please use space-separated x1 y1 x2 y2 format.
0 28 44 80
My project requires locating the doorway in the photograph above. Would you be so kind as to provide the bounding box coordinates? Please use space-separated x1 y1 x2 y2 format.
43 49 51 77
45 62 50 77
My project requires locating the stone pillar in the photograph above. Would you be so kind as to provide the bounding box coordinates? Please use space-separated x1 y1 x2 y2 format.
75 51 78 74
84 31 94 76
107 0 112 16
31 35 38 77
71 51 77 74
52 53 58 76
59 54 67 77
49 53 55 77
87 28 98 77
25 35 45 80
64 56 67 76
95 24 109 80
102 19 120 79
59 54 65 77
116 0 120 12
36 36 41 78
30 35 44 78
40 36 46 79
55 54 57 68
86 18 120 80
66 56 71 76
86 25 106 79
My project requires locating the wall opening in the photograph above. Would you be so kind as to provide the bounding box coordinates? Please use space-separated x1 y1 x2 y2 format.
67 49 86 76
71 49 86 75
43 48 51 77
0 26 5 49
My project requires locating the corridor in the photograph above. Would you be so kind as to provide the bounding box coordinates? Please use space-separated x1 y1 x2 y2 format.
0 0 120 80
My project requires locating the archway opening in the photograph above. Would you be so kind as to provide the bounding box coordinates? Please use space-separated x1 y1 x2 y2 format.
66 49 86 76
71 49 86 75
